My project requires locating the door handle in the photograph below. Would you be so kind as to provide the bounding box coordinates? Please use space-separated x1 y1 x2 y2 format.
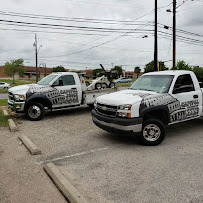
193 95 198 99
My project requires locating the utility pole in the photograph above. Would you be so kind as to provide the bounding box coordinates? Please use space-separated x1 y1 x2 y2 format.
154 0 158 71
173 0 176 69
34 34 38 83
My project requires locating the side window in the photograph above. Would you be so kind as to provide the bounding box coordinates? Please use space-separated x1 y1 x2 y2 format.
62 75 75 86
173 74 195 94
52 75 75 86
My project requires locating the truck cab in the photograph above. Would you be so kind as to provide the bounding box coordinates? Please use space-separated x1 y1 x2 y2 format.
92 70 203 146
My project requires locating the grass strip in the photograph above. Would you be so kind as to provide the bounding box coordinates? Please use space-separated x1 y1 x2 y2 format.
0 99 7 107
0 110 8 126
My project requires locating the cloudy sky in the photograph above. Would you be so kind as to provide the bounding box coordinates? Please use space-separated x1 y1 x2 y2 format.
1 0 203 71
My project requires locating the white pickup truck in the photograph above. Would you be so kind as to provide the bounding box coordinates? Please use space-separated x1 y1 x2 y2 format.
92 70 203 146
8 72 116 121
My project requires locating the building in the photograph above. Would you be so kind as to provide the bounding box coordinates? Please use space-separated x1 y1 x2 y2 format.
0 66 54 79
125 71 143 78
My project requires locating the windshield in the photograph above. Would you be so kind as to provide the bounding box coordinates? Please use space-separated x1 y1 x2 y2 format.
37 75 57 85
129 75 174 93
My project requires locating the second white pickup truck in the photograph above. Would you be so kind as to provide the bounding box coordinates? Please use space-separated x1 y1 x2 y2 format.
8 72 116 120
92 70 203 145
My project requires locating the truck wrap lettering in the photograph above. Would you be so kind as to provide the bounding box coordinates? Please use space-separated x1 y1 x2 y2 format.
26 86 79 105
137 93 199 123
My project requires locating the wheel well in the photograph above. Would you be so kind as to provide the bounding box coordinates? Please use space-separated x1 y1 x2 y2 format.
143 110 169 125
26 98 52 110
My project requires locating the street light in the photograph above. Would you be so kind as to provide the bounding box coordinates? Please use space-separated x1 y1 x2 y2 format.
39 63 47 77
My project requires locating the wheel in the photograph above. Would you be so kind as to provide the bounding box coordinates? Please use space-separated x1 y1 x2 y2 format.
139 119 166 146
109 82 115 88
26 102 45 121
95 83 102 89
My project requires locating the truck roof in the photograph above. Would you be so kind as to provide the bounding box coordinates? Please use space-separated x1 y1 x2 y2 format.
50 72 78 76
144 70 193 76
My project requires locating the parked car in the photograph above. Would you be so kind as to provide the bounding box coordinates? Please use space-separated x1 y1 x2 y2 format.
115 77 132 83
0 82 11 89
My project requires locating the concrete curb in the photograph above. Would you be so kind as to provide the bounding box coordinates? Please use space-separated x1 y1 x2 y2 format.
44 163 88 203
18 135 41 155
3 109 9 116
8 119 18 132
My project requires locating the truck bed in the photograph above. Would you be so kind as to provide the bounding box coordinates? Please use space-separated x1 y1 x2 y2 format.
84 88 117 105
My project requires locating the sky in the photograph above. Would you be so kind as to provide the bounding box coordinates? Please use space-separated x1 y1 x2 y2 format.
1 0 203 71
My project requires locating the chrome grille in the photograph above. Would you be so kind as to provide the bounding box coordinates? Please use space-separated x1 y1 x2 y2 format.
96 103 118 117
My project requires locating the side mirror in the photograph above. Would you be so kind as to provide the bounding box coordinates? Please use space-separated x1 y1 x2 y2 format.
59 80 63 86
172 88 177 94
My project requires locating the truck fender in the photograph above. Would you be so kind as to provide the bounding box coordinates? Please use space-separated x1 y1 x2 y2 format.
139 105 170 125
24 95 52 111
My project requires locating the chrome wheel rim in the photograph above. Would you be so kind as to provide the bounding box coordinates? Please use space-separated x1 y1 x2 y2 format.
110 83 115 88
96 84 102 89
28 105 41 119
143 124 161 142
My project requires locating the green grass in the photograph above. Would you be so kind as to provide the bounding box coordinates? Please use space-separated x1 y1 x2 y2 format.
0 110 8 126
0 79 34 93
0 89 8 93
0 99 8 107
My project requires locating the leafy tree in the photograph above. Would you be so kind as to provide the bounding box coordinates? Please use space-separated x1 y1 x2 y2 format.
144 61 168 73
4 59 25 83
134 67 141 78
93 68 103 77
111 66 123 77
193 66 203 78
53 65 66 72
144 61 154 73
193 66 203 85
159 62 168 71
173 60 192 70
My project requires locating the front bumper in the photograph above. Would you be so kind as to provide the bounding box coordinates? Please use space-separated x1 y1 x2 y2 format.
91 110 143 134
8 100 25 112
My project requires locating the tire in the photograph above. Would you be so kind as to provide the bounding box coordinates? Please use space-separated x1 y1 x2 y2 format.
95 83 102 89
109 82 115 88
26 102 45 121
138 119 166 146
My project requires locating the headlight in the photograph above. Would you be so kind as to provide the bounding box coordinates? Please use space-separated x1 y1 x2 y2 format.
117 104 132 118
118 104 132 110
14 94 26 101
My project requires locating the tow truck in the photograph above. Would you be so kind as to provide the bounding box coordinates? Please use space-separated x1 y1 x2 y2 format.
8 72 116 121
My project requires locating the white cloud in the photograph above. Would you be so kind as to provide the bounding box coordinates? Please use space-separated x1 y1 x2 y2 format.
0 0 203 71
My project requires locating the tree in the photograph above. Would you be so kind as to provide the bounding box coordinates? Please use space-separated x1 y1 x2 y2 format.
159 62 168 71
193 66 203 84
144 61 168 73
111 66 123 77
173 60 192 70
4 59 25 83
134 67 141 78
93 68 103 77
53 65 66 72
144 61 154 73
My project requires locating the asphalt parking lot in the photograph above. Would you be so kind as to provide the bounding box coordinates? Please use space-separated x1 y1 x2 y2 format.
4 106 202 203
